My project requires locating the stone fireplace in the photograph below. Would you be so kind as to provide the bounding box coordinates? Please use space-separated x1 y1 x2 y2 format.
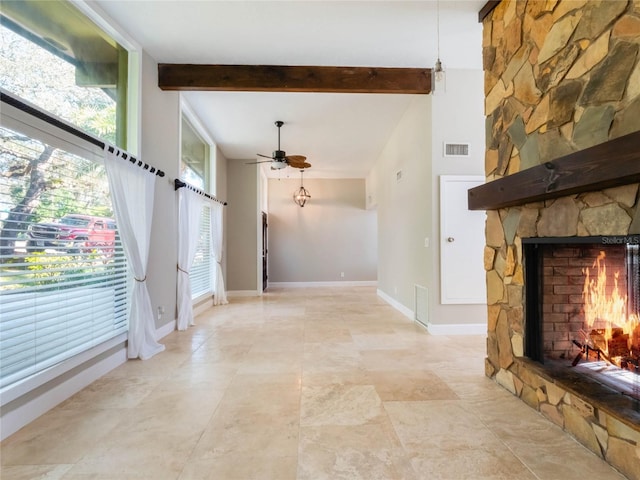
477 1 640 478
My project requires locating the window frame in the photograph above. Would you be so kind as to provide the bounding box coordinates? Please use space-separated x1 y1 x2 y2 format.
180 100 217 303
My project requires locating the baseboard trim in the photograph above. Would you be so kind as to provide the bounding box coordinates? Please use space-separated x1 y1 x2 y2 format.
376 289 414 320
377 289 486 336
423 322 487 336
155 318 176 340
0 345 127 441
269 281 378 288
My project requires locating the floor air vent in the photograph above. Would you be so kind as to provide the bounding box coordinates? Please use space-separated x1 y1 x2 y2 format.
415 284 428 326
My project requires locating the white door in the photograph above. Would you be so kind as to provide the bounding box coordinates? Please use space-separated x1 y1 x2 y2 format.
440 175 487 304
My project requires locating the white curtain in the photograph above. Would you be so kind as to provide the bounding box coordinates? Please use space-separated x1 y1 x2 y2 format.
211 201 228 305
177 188 206 330
104 146 165 360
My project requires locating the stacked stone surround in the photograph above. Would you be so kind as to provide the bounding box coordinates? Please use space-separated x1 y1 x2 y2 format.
482 1 640 478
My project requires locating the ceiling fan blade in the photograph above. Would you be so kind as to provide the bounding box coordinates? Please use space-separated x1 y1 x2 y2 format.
257 153 273 159
286 156 310 169
245 160 275 165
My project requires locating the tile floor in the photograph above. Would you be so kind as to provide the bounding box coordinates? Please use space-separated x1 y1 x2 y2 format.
0 287 628 479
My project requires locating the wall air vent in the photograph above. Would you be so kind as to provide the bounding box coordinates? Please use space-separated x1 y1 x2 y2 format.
443 142 470 157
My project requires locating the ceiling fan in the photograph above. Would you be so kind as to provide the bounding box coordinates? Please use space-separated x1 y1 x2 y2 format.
246 121 311 170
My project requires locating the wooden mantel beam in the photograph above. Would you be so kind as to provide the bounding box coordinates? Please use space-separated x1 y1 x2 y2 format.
468 131 640 210
158 64 432 94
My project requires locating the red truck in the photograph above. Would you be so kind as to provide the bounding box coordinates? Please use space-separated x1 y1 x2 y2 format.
26 214 117 254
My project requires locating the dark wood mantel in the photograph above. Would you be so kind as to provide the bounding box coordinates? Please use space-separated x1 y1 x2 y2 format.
468 130 640 210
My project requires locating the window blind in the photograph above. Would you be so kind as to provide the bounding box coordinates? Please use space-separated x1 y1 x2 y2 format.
190 205 212 299
0 124 129 390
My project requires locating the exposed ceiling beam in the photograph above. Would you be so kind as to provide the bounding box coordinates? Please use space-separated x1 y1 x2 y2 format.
158 64 432 94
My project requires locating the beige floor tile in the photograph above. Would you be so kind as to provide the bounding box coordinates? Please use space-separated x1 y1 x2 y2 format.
370 370 459 401
0 464 74 479
302 368 373 387
55 375 164 411
303 342 361 373
178 455 298 480
298 424 406 480
409 447 538 480
301 384 385 427
384 400 506 452
304 324 353 343
0 286 626 480
1 409 123 465
501 434 629 480
66 409 208 479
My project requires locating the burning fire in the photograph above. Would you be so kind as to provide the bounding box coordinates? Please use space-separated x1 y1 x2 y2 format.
582 251 640 366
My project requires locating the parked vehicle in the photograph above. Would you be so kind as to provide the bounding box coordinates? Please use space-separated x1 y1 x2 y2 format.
26 214 116 254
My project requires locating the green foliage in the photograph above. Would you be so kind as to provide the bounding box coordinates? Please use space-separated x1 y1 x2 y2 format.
9 252 112 290
0 24 118 142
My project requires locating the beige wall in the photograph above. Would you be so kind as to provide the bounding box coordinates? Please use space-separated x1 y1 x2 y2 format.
226 160 259 291
267 178 376 283
368 96 432 310
142 50 180 329
368 71 486 329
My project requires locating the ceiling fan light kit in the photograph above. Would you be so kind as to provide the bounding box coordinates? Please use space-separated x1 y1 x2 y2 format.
247 120 311 170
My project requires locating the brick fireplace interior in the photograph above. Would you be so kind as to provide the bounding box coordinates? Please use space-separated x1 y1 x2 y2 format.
524 237 640 401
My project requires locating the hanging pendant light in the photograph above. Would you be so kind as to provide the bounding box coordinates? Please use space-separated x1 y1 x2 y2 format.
293 169 311 207
433 0 446 93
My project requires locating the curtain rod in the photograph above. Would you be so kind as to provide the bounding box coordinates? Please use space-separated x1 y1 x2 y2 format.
174 179 227 206
0 91 165 177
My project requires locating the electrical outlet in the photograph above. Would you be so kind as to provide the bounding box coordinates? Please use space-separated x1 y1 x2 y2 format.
340 272 345 278
157 306 165 321
424 237 429 248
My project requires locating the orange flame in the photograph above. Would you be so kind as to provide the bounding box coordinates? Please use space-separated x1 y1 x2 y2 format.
582 251 639 359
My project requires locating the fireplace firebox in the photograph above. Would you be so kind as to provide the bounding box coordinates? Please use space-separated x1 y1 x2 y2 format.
524 236 640 401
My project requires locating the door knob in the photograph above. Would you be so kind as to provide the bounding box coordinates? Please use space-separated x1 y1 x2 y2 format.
447 237 455 242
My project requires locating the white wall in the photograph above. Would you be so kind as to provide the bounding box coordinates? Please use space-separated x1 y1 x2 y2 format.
367 96 432 311
429 69 486 329
267 178 376 284
368 70 486 332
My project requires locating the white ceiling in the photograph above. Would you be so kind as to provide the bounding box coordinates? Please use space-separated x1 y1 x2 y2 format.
94 0 485 178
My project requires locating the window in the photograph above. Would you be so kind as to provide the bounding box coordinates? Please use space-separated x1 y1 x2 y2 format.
0 109 128 390
0 0 135 394
181 117 209 191
191 206 212 299
180 111 215 300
